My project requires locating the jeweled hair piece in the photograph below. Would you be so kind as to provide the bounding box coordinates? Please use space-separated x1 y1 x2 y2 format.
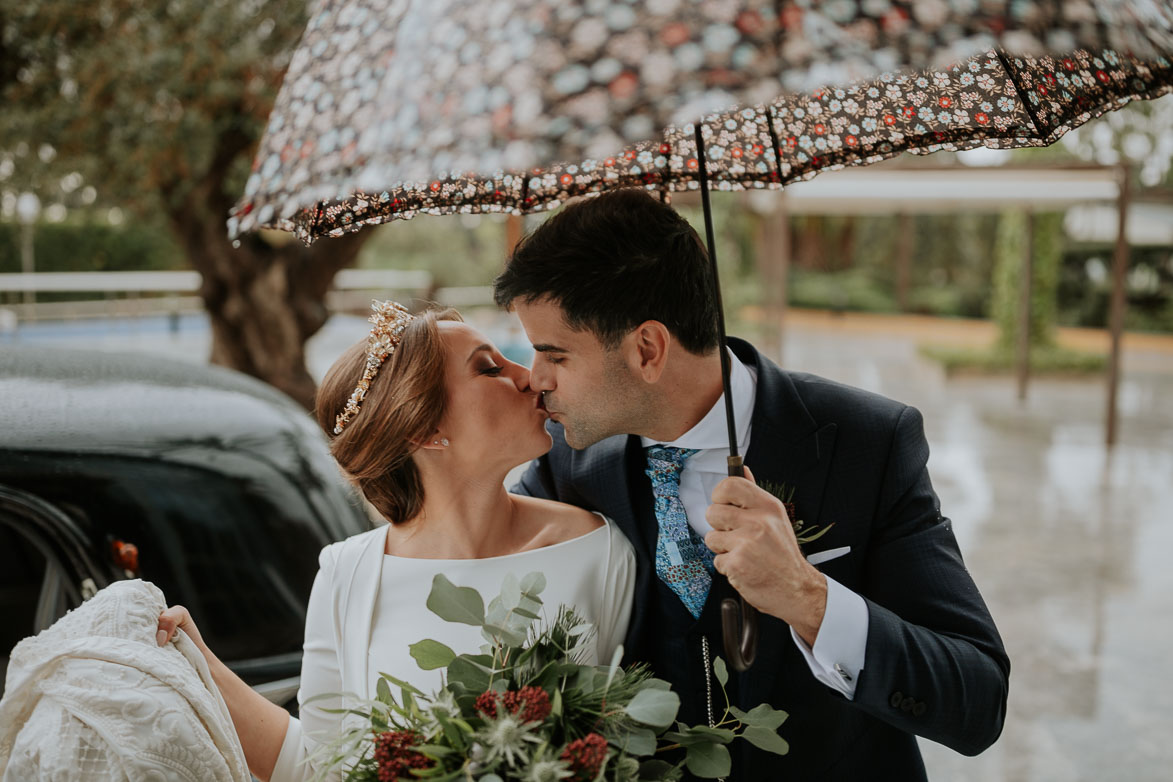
333 300 416 435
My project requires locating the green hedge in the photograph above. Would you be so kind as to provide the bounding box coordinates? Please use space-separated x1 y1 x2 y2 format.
919 344 1106 374
0 221 185 275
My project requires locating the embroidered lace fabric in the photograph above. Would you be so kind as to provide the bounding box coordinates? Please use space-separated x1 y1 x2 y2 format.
0 579 249 782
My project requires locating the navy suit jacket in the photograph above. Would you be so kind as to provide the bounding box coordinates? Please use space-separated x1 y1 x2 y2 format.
514 338 1009 780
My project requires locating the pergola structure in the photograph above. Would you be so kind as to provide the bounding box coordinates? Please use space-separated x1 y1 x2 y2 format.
679 162 1168 447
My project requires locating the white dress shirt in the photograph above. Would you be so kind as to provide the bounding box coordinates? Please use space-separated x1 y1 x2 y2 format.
641 349 868 699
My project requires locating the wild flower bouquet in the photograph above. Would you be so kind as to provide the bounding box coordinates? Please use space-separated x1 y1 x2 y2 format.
307 572 789 781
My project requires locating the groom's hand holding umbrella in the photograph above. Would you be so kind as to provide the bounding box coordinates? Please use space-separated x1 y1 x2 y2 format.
704 466 828 648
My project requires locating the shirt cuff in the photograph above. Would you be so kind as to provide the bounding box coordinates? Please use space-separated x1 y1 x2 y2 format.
790 576 868 700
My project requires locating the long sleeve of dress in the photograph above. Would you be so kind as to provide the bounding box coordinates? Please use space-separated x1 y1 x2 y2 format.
271 546 344 782
594 521 637 665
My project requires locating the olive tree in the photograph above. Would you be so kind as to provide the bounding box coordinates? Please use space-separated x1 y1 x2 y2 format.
1 0 368 408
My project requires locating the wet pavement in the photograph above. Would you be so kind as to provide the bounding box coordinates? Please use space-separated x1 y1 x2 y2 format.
7 308 1172 780
770 311 1173 782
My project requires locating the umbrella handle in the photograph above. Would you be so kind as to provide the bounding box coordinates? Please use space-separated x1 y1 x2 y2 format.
720 455 759 671
721 595 759 672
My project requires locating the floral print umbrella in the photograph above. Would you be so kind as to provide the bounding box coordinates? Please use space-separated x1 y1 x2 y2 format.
230 0 1173 241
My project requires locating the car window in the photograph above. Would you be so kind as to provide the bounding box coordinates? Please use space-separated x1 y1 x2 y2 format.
2 452 339 663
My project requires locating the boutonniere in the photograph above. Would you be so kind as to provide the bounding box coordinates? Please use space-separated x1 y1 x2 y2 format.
759 480 834 545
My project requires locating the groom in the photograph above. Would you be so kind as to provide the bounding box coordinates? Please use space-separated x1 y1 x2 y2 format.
493 189 1009 780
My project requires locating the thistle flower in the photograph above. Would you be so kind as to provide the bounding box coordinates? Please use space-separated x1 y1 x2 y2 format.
522 758 574 782
477 712 543 767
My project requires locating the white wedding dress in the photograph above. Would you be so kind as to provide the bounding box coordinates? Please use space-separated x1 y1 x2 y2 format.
0 580 249 782
271 517 636 782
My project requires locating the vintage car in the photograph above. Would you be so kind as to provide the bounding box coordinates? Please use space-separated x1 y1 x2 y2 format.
0 345 372 708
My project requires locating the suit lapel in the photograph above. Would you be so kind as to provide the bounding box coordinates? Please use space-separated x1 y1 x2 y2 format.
576 433 654 564
729 339 840 700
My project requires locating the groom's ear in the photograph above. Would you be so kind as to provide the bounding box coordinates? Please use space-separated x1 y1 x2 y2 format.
628 320 671 384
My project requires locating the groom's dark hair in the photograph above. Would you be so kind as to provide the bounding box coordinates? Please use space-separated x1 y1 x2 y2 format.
493 189 720 355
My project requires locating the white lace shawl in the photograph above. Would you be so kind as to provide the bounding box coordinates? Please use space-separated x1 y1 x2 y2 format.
0 579 249 782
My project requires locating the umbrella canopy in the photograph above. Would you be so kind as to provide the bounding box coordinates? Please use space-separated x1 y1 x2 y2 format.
230 0 1173 240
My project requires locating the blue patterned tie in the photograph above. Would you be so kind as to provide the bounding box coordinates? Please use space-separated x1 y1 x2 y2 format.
646 446 714 619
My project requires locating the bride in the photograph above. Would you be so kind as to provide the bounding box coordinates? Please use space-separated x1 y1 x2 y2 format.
156 302 636 782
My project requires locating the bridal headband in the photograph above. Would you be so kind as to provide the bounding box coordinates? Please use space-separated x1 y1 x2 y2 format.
333 300 416 435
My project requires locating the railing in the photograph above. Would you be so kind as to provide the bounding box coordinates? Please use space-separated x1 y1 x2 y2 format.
0 269 439 327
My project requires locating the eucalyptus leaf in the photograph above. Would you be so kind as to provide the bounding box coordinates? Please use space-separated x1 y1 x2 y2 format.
484 597 508 628
512 607 540 620
684 743 731 778
447 656 491 692
520 571 547 595
426 573 486 626
734 703 789 730
482 623 526 647
623 688 681 729
377 671 426 698
618 726 658 756
376 677 392 704
415 744 456 758
741 726 790 756
500 572 522 608
713 656 729 688
638 759 680 778
409 639 457 671
574 667 597 695
682 725 735 744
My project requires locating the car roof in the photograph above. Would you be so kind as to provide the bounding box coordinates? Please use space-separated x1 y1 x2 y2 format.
0 346 325 456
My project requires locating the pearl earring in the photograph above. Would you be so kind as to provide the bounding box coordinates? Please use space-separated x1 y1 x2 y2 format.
432 438 450 446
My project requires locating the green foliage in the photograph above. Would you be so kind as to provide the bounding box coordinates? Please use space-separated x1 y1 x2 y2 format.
308 573 789 781
990 211 1064 350
358 214 509 287
425 574 487 627
0 220 184 275
919 344 1107 374
1 0 309 212
789 267 897 313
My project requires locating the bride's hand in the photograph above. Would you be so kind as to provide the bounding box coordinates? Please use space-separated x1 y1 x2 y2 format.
157 605 209 653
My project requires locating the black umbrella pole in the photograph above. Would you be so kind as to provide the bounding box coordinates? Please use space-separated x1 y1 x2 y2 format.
694 123 759 672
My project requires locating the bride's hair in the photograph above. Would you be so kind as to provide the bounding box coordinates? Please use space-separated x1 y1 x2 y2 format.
315 307 462 524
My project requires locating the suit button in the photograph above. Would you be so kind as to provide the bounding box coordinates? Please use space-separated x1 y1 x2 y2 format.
889 691 904 708
913 702 927 716
900 697 915 712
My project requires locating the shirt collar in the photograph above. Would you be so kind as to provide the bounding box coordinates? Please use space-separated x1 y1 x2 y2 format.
641 348 755 453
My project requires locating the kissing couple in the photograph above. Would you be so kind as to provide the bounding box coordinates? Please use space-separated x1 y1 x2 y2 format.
159 189 1009 781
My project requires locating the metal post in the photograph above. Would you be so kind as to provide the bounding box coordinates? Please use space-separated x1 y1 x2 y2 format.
755 194 790 364
895 212 913 312
1105 165 1131 447
1015 211 1034 402
505 214 523 257
774 194 790 366
20 222 35 307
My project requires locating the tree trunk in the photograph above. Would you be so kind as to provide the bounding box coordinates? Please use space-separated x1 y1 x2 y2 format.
797 216 824 270
836 216 857 270
165 195 369 410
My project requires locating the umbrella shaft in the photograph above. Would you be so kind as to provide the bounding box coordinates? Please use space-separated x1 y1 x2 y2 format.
693 123 741 467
